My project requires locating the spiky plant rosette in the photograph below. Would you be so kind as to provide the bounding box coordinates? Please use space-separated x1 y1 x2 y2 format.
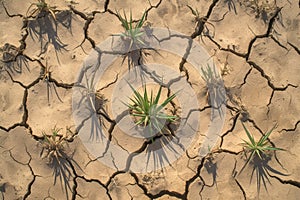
126 83 178 140
241 123 283 161
115 10 147 51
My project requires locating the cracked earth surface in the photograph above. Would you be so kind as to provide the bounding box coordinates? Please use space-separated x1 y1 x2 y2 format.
0 0 299 199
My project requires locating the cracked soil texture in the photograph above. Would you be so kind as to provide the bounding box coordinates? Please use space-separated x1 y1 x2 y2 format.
0 0 299 199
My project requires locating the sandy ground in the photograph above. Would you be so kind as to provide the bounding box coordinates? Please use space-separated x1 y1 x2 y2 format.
0 0 299 199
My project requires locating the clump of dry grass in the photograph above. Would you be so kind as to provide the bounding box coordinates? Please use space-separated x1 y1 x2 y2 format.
26 0 57 20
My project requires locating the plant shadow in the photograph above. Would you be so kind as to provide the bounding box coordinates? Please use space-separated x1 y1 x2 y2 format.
0 43 30 74
204 156 218 187
121 44 153 82
40 139 80 200
74 66 108 143
240 154 289 195
145 135 178 172
144 121 183 172
49 151 72 200
0 183 4 199
201 64 226 118
27 10 72 62
224 0 237 14
39 61 64 106
112 29 161 84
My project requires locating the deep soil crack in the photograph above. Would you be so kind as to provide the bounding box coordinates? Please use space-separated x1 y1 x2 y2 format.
235 179 247 200
269 174 300 188
280 120 300 133
288 41 300 55
245 7 283 61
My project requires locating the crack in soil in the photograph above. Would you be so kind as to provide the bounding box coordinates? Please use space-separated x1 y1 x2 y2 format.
247 60 298 91
287 41 300 55
0 0 299 199
269 174 300 188
206 35 247 58
245 7 283 61
279 120 300 133
178 0 220 85
129 171 185 199
219 112 240 148
234 179 247 200
69 6 102 49
270 35 288 50
21 147 39 200
183 156 206 199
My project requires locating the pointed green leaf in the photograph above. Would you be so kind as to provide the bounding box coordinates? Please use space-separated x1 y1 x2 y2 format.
263 146 284 151
137 10 146 29
159 93 176 110
154 85 162 105
143 86 149 110
242 139 254 149
129 10 133 30
258 123 277 146
242 123 256 146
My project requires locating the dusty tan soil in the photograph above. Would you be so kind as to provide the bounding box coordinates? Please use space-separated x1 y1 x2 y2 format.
0 0 299 199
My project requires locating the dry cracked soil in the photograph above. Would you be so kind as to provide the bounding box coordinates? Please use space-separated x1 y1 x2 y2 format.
0 0 299 199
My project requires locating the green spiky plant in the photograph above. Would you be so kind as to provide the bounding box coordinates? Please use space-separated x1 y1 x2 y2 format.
239 123 285 194
115 10 158 73
241 123 283 162
126 83 178 141
115 10 147 50
26 0 57 20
